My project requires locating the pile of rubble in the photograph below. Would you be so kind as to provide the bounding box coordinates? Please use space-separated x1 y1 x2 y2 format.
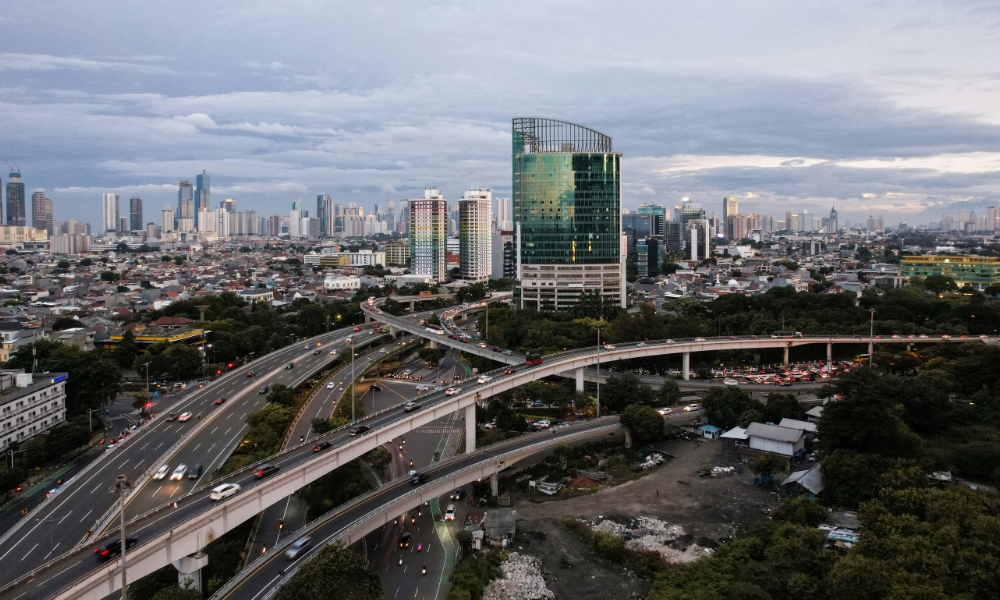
711 466 736 475
483 552 555 600
590 516 713 564
638 453 665 469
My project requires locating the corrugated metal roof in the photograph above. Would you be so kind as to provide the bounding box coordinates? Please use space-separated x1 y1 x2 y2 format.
745 422 805 443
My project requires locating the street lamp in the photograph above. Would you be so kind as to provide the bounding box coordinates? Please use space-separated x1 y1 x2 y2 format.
595 323 605 419
869 309 876 367
7 448 25 469
351 340 356 423
87 406 102 435
141 362 151 409
110 474 133 600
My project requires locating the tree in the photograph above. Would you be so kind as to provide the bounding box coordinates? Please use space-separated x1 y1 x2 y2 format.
419 347 446 365
601 372 655 413
56 260 70 270
921 274 958 294
310 417 333 434
266 383 295 407
274 543 381 600
79 258 93 267
100 271 119 282
113 330 138 369
763 393 805 422
51 317 81 331
620 404 664 446
6 341 120 417
455 283 487 303
703 387 763 428
750 452 787 477
771 496 827 527
148 587 201 600
656 379 681 406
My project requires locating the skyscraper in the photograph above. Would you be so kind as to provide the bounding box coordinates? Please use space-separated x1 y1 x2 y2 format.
722 196 739 222
512 117 623 310
317 195 332 237
829 206 838 233
161 206 175 232
409 189 448 283
195 170 210 215
495 196 512 231
129 195 143 232
178 181 194 221
6 171 25 226
636 203 667 237
221 198 236 212
31 191 53 234
459 189 492 282
103 193 120 232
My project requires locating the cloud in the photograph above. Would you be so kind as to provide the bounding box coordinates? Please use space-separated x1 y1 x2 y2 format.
0 53 174 74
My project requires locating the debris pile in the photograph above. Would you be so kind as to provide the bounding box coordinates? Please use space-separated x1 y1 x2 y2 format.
590 516 713 564
638 453 665 469
483 552 555 600
569 476 600 489
711 466 736 475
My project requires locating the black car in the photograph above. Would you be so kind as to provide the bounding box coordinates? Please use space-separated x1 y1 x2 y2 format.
371 384 383 391
254 464 280 479
187 464 203 479
95 537 138 560
450 488 466 501
258 385 269 395
285 362 294 370
349 425 370 436
312 441 332 452
399 532 411 548
313 349 321 355
410 472 428 485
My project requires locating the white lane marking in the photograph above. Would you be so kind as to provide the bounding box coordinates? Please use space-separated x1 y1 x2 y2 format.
90 483 102 494
80 509 93 523
211 427 218 434
20 544 38 560
57 511 73 525
193 444 201 452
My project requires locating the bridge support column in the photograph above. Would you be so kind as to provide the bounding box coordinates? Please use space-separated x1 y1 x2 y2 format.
826 343 832 365
575 367 584 392
624 428 632 449
364 313 371 323
465 404 476 453
429 340 437 349
868 339 874 357
682 352 690 380
783 344 790 367
490 472 499 497
173 552 208 593
389 325 397 337
410 301 415 312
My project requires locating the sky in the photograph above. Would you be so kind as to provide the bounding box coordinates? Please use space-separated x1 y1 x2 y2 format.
3 0 1000 229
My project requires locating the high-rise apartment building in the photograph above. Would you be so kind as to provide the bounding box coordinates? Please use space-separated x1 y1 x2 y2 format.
31 191 53 234
221 198 236 213
195 170 210 215
495 196 512 231
636 203 667 237
459 189 492 282
829 206 838 233
129 195 143 232
6 172 25 226
317 195 332 237
512 117 623 310
178 180 194 221
722 196 739 223
103 193 120 232
161 206 175 232
409 189 448 283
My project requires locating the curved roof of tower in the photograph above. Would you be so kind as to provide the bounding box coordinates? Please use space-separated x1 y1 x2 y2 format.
512 117 613 154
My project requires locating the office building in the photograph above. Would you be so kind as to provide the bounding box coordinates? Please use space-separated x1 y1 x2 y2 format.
512 117 624 310
103 193 120 232
195 170 210 214
177 180 194 223
31 191 53 234
622 213 653 253
901 255 1000 290
409 189 448 283
161 206 175 232
459 189 492 282
129 195 143 232
829 206 838 233
221 198 236 213
723 196 739 223
317 195 332 237
6 172 25 226
491 230 516 280
637 237 660 278
385 239 410 265
636 203 667 237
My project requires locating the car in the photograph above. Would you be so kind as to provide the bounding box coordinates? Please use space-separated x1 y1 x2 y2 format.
246 371 254 377
350 425 370 436
169 464 188 480
891 334 901 339
399 532 411 548
177 412 193 422
259 385 270 394
483 421 496 429
444 504 456 521
723 378 739 386
285 536 312 560
403 402 420 412
503 368 514 375
372 384 383 391
503 349 513 356
95 537 138 560
344 337 353 344
353 327 361 332
153 465 170 480
694 337 706 342
213 397 226 405
210 483 241 501
410 472 428 485
477 342 487 348
450 488 466 501
665 339 675 344
919 334 929 339
657 407 673 416
165 413 177 422
683 403 702 412
602 343 616 350
536 419 551 429
285 362 295 369
445 387 461 396
313 349 321 355
187 464 203 479
327 381 335 389
312 441 332 452
330 349 338 355
254 464 280 479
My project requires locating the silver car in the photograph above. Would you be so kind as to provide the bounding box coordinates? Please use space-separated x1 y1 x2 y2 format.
285 536 312 560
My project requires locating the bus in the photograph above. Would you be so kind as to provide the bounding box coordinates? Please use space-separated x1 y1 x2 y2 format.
770 331 803 339
425 324 445 335
525 353 543 366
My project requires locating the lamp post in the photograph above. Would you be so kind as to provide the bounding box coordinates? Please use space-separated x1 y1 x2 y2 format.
7 448 25 469
595 324 604 419
141 362 151 408
111 474 133 600
351 340 356 423
869 308 876 367
87 406 102 435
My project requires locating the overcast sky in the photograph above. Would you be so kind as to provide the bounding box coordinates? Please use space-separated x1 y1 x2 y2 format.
3 0 1000 228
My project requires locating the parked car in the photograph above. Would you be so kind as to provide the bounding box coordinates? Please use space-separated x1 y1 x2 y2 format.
209 483 241 501
284 536 312 560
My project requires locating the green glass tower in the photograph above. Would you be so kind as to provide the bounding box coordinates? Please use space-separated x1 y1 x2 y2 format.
512 118 623 310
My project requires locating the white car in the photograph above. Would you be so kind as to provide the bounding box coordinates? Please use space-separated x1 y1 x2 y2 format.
285 536 312 560
536 419 551 429
177 412 193 422
327 381 335 389
209 483 241 502
153 465 170 480
445 387 462 396
723 378 739 386
444 504 456 521
329 349 338 355
694 337 706 342
656 407 673 416
169 464 188 480
683 403 702 412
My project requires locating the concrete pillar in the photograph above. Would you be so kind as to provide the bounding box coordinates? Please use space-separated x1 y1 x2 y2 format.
624 428 632 449
783 344 790 367
389 325 397 337
575 367 584 392
429 340 438 350
868 338 874 357
682 352 690 381
465 404 476 453
364 313 371 323
490 472 498 497
826 343 832 365
409 300 415 312
173 552 208 593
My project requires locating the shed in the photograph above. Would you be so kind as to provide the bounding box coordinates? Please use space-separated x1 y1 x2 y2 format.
720 426 749 456
745 422 805 457
698 424 722 440
778 418 818 434
805 405 824 423
483 508 517 548
780 462 824 497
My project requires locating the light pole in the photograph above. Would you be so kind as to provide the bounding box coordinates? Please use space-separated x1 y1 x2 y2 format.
595 324 604 419
141 362 151 409
87 406 102 435
869 308 876 367
7 448 25 469
351 340 356 423
111 473 133 600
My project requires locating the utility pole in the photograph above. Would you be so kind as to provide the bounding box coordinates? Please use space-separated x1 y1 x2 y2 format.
869 308 876 367
111 474 133 600
351 341 356 422
595 324 604 419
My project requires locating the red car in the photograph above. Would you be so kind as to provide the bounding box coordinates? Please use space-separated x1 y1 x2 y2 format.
213 397 226 405
503 368 514 375
353 327 361 332
246 371 254 377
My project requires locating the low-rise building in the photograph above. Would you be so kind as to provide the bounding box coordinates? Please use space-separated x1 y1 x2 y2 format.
0 370 68 451
901 255 1000 289
323 274 361 291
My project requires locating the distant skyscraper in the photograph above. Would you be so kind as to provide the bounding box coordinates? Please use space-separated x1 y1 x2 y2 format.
636 203 667 237
178 181 194 220
31 191 53 234
195 170 210 214
221 198 236 213
495 196 512 231
459 189 492 282
829 206 838 233
317 195 332 237
410 189 448 283
6 171 25 226
722 196 739 223
512 117 623 310
162 206 175 232
103 193 120 232
129 195 143 232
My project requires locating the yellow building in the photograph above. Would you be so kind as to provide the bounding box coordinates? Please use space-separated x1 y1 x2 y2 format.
900 255 1000 289
0 227 47 244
